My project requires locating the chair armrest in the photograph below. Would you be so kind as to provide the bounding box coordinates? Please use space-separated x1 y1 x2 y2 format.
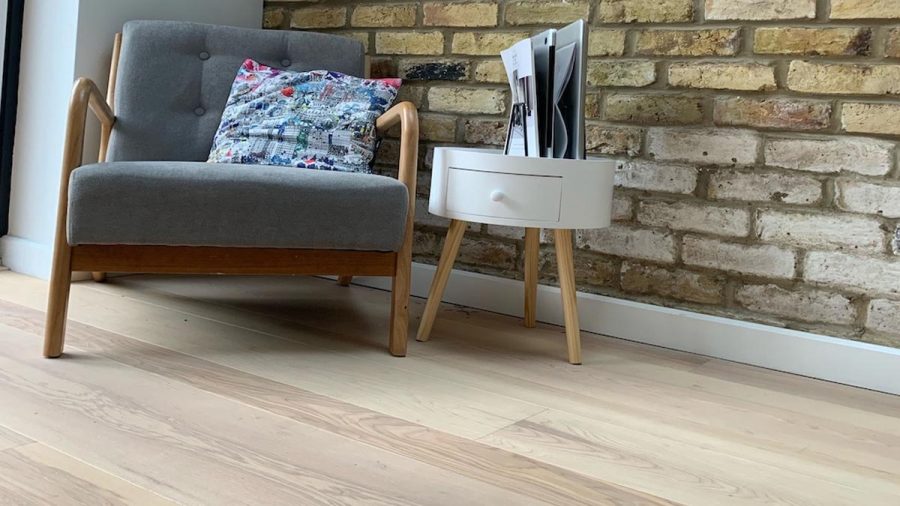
53 78 116 251
376 102 419 200
61 78 115 178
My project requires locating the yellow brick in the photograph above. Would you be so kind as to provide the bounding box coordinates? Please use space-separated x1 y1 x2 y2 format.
420 114 458 142
598 0 693 23
754 27 871 56
842 103 900 136
831 0 900 19
290 7 347 29
423 2 499 27
337 32 370 53
464 119 508 144
585 124 643 156
787 61 900 95
451 32 530 55
713 97 832 131
635 29 740 56
375 32 445 55
669 63 776 91
390 113 458 142
588 29 626 57
705 0 815 20
396 85 427 107
474 60 508 83
428 88 507 114
263 8 285 29
605 94 705 125
587 61 657 87
505 1 591 25
351 4 417 28
888 28 900 58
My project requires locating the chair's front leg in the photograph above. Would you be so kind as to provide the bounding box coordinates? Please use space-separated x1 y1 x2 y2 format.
389 238 412 357
43 78 115 358
379 102 419 357
44 247 73 358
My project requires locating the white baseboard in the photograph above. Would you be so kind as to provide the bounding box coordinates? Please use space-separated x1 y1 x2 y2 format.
0 236 93 281
353 263 900 395
0 235 52 280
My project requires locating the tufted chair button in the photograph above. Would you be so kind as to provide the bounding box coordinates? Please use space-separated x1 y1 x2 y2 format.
199 51 210 60
194 107 206 116
281 59 292 67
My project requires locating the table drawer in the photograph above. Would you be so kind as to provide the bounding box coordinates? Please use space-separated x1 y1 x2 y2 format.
445 168 562 222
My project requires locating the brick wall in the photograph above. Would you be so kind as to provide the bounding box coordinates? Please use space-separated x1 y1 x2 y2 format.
264 0 900 348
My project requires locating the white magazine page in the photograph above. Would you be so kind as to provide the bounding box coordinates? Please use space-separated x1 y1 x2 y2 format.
501 39 540 157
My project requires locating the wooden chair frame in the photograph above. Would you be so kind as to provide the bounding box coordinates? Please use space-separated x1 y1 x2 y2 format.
43 34 419 358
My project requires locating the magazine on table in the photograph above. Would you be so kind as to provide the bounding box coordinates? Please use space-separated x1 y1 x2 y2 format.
501 20 587 160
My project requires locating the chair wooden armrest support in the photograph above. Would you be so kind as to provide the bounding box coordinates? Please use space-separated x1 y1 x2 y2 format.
43 29 420 359
43 77 116 357
376 101 419 356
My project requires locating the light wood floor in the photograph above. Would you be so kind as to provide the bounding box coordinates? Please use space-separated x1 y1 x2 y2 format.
0 271 898 505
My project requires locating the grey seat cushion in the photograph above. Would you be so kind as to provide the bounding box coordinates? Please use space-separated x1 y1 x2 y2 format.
68 162 408 251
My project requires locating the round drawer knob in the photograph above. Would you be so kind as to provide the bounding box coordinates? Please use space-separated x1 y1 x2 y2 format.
490 190 505 202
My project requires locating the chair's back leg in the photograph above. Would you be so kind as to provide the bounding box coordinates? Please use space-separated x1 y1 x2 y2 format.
337 275 352 286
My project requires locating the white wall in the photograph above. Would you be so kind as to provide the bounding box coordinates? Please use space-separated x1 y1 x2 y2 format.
0 0 262 278
1 0 80 277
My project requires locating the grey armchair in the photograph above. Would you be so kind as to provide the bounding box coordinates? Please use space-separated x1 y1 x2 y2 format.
44 21 419 358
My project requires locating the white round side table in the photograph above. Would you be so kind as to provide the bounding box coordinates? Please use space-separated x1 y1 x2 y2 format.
416 147 616 364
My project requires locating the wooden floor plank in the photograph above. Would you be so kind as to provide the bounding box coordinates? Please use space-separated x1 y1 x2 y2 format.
0 301 672 506
0 443 175 505
0 325 560 506
1 271 898 505
481 409 900 506
419 316 900 478
87 275 900 479
0 274 545 441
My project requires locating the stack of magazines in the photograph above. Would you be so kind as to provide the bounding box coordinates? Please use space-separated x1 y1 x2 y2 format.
501 20 587 160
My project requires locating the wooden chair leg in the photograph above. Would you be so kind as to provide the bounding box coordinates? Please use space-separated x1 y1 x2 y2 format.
553 229 582 365
44 247 74 358
389 272 409 357
416 219 467 342
337 275 352 286
91 272 107 282
524 227 539 328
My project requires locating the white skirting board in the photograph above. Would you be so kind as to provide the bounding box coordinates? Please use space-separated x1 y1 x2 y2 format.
352 262 900 395
0 235 53 280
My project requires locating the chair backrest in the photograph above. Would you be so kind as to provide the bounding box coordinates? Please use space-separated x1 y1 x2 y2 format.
107 20 365 163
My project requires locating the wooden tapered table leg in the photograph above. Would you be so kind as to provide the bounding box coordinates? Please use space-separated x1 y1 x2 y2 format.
553 229 582 365
524 228 539 328
416 219 467 342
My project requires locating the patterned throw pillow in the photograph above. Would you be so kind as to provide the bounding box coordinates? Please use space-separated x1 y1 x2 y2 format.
208 59 401 173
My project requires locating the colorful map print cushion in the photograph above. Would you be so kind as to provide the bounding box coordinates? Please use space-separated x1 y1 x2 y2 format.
208 59 401 173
